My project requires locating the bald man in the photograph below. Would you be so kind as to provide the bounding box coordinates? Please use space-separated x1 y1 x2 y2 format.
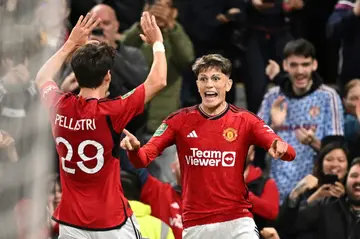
60 3 149 144
89 4 119 48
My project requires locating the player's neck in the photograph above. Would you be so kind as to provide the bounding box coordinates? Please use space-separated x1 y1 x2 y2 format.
199 101 228 116
78 88 106 100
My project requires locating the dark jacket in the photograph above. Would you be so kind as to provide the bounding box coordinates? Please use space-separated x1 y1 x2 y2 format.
327 0 360 87
277 196 360 239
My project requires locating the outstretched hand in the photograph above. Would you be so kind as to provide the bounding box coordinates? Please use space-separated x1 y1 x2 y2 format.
67 13 101 47
120 129 141 151
268 139 288 159
139 11 163 44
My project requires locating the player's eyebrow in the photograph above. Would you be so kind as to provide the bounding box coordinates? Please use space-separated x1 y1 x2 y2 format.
199 73 222 78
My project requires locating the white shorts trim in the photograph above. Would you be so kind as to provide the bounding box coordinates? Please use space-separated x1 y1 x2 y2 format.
183 217 259 239
58 215 141 239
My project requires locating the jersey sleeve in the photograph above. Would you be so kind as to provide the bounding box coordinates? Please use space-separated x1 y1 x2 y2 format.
128 115 177 168
248 113 296 161
248 113 281 150
39 81 63 110
102 84 145 132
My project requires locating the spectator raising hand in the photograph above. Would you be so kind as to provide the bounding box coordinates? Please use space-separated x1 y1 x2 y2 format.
0 130 18 162
295 127 316 145
270 96 287 130
265 60 280 81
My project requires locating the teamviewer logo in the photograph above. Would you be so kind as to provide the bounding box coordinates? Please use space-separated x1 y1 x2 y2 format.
222 152 236 167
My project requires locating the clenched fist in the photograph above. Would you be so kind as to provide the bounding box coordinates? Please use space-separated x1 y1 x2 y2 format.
268 139 288 159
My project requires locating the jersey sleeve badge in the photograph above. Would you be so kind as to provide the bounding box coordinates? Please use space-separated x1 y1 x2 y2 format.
153 123 168 137
121 88 136 99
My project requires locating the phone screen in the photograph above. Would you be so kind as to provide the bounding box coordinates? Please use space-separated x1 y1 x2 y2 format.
322 174 338 185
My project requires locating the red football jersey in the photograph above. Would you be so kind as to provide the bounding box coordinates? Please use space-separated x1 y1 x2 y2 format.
128 104 295 228
40 81 145 230
140 175 183 239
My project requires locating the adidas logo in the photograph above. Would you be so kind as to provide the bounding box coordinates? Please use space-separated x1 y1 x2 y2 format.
187 130 198 138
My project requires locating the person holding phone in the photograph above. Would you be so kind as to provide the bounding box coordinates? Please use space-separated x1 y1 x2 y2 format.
288 136 349 204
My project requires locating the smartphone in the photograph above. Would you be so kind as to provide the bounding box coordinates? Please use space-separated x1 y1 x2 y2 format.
91 28 104 36
322 174 338 185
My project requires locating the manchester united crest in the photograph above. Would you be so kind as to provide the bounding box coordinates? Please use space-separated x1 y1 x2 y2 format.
223 128 238 142
309 106 320 119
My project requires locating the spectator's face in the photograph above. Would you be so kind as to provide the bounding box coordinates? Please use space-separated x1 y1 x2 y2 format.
346 164 360 204
90 5 119 46
283 55 317 91
322 148 348 181
196 68 232 110
344 84 360 115
146 0 174 28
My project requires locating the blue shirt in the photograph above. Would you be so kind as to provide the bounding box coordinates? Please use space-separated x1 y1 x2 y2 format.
258 84 344 203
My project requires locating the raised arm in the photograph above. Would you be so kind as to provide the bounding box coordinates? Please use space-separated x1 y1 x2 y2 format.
35 13 100 89
139 12 168 104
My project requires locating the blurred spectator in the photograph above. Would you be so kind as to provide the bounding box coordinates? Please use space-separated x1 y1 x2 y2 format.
0 36 40 158
243 0 303 113
277 157 360 239
121 170 175 239
175 0 242 107
61 3 149 143
120 151 182 239
68 0 145 33
343 79 360 158
34 0 71 50
245 145 280 232
122 0 194 134
287 137 349 206
327 0 360 94
0 130 18 163
46 174 61 239
258 39 344 202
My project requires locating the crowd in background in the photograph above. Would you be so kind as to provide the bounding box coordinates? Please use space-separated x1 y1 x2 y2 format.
0 0 360 238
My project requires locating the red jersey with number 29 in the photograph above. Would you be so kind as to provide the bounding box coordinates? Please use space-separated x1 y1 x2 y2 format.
40 81 145 230
129 104 296 229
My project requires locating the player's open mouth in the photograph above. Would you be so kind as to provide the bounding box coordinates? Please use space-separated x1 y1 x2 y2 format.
204 92 218 98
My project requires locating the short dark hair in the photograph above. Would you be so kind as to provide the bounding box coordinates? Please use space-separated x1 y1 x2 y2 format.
71 42 116 89
283 39 316 59
192 54 232 77
351 157 360 167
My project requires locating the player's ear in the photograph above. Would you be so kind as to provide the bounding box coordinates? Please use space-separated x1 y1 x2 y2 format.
312 59 318 71
282 59 288 72
226 78 233 92
196 79 201 92
104 70 111 83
